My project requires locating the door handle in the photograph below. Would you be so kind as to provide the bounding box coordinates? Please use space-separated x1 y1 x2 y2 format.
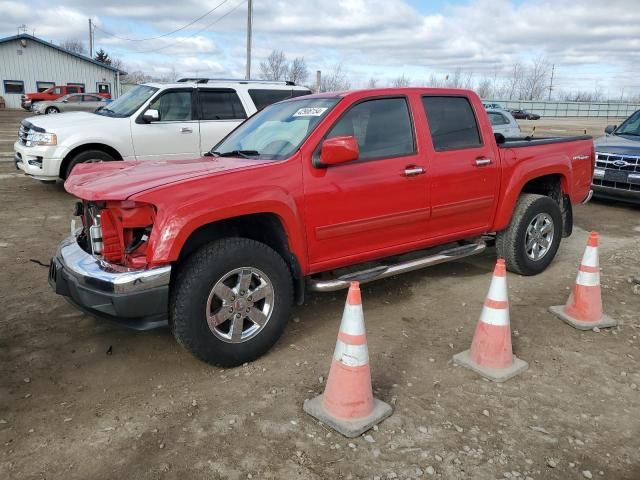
403 166 426 177
474 157 492 166
181 127 193 134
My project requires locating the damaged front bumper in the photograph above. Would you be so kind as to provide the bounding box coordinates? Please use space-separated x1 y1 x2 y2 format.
49 234 171 330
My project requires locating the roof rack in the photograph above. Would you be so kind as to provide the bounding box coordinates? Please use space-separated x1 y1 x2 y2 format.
177 78 297 86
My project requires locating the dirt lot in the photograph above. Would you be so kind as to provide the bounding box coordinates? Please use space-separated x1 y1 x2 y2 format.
1 110 639 480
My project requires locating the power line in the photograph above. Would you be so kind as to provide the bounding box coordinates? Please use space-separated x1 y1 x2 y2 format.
132 0 247 54
92 0 230 42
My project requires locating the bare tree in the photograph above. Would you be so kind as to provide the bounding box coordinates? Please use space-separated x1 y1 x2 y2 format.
446 68 474 89
475 78 493 99
520 56 550 101
110 57 125 71
391 74 411 87
259 50 289 81
426 74 445 87
60 39 86 55
366 77 379 88
122 70 152 84
505 63 524 100
288 57 308 85
320 64 351 92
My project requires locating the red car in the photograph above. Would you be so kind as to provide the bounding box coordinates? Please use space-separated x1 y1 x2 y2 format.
50 88 594 366
21 85 110 110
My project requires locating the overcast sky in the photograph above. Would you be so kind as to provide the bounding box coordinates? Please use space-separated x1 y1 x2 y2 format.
1 0 639 97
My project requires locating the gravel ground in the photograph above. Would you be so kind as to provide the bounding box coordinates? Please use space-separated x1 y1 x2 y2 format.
1 110 639 480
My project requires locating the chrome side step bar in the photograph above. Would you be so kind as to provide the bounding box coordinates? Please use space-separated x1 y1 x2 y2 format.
308 241 487 292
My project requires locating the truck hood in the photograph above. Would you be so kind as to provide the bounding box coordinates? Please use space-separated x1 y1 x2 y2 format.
65 157 273 201
594 134 640 155
24 112 111 131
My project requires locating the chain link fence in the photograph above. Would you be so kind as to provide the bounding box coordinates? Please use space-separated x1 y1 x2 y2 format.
484 100 640 118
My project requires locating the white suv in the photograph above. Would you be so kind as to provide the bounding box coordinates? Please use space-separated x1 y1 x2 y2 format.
14 80 311 182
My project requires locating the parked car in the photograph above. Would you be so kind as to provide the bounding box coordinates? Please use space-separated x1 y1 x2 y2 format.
14 80 311 182
21 85 110 111
510 109 540 120
486 108 522 138
49 87 594 367
33 93 108 115
592 110 640 204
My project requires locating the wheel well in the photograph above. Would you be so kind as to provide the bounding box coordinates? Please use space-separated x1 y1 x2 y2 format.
60 143 123 179
521 174 572 237
177 214 305 304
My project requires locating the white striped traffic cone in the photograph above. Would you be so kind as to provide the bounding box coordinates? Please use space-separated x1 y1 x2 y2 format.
453 259 528 382
303 282 392 437
550 231 617 330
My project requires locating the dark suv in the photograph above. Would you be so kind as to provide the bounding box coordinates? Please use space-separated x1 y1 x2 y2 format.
593 111 640 204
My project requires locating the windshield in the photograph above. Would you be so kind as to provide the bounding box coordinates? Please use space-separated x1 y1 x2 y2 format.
212 97 340 160
96 85 158 118
616 110 640 136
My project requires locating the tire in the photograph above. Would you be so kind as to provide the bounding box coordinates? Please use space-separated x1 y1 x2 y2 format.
496 194 562 276
45 107 59 114
170 238 294 367
63 149 114 179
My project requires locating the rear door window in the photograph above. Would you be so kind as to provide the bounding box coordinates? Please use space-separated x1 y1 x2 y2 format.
326 97 415 160
422 96 482 151
248 89 310 111
199 89 247 120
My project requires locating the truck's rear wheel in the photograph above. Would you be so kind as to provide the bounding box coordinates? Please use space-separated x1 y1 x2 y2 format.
496 194 562 276
63 149 114 179
170 238 293 367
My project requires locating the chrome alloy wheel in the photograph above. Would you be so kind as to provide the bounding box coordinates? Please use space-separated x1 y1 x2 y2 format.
206 267 275 343
525 213 554 261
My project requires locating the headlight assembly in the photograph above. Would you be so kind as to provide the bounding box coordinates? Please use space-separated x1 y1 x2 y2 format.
26 132 57 147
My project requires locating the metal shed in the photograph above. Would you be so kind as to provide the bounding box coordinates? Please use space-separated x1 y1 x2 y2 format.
0 34 126 109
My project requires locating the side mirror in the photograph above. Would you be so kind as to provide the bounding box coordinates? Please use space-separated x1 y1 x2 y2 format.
62 99 68 103
320 136 359 166
142 109 160 123
604 125 616 134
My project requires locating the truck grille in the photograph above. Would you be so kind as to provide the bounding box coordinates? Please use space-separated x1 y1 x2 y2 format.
593 152 640 192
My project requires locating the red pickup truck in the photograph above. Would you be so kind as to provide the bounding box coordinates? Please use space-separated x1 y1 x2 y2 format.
49 88 594 367
21 85 110 110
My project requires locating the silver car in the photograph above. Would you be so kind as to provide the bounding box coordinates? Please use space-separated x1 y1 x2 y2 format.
34 94 107 115
486 108 522 138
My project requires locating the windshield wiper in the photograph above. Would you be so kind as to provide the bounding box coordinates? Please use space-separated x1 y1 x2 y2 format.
97 108 115 115
618 131 640 137
211 150 260 158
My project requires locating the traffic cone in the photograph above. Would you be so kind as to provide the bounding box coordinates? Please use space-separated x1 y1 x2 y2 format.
453 259 528 382
550 231 617 330
303 282 392 437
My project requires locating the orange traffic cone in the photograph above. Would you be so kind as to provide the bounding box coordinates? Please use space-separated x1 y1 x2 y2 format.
453 259 528 382
303 282 392 437
550 231 617 330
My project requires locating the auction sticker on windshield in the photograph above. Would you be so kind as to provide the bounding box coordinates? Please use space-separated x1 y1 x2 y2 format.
293 107 328 117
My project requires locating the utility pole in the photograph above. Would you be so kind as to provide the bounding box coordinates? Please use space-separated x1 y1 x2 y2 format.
245 0 253 80
548 63 555 101
88 19 93 58
316 70 321 93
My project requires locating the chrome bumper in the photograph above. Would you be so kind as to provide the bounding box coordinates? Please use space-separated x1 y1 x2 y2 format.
49 234 171 330
56 234 171 294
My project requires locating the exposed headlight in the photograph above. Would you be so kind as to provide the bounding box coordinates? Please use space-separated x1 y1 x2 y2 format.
26 132 57 147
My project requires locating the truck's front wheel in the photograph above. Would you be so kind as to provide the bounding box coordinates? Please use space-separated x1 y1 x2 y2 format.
496 194 562 276
170 238 294 367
